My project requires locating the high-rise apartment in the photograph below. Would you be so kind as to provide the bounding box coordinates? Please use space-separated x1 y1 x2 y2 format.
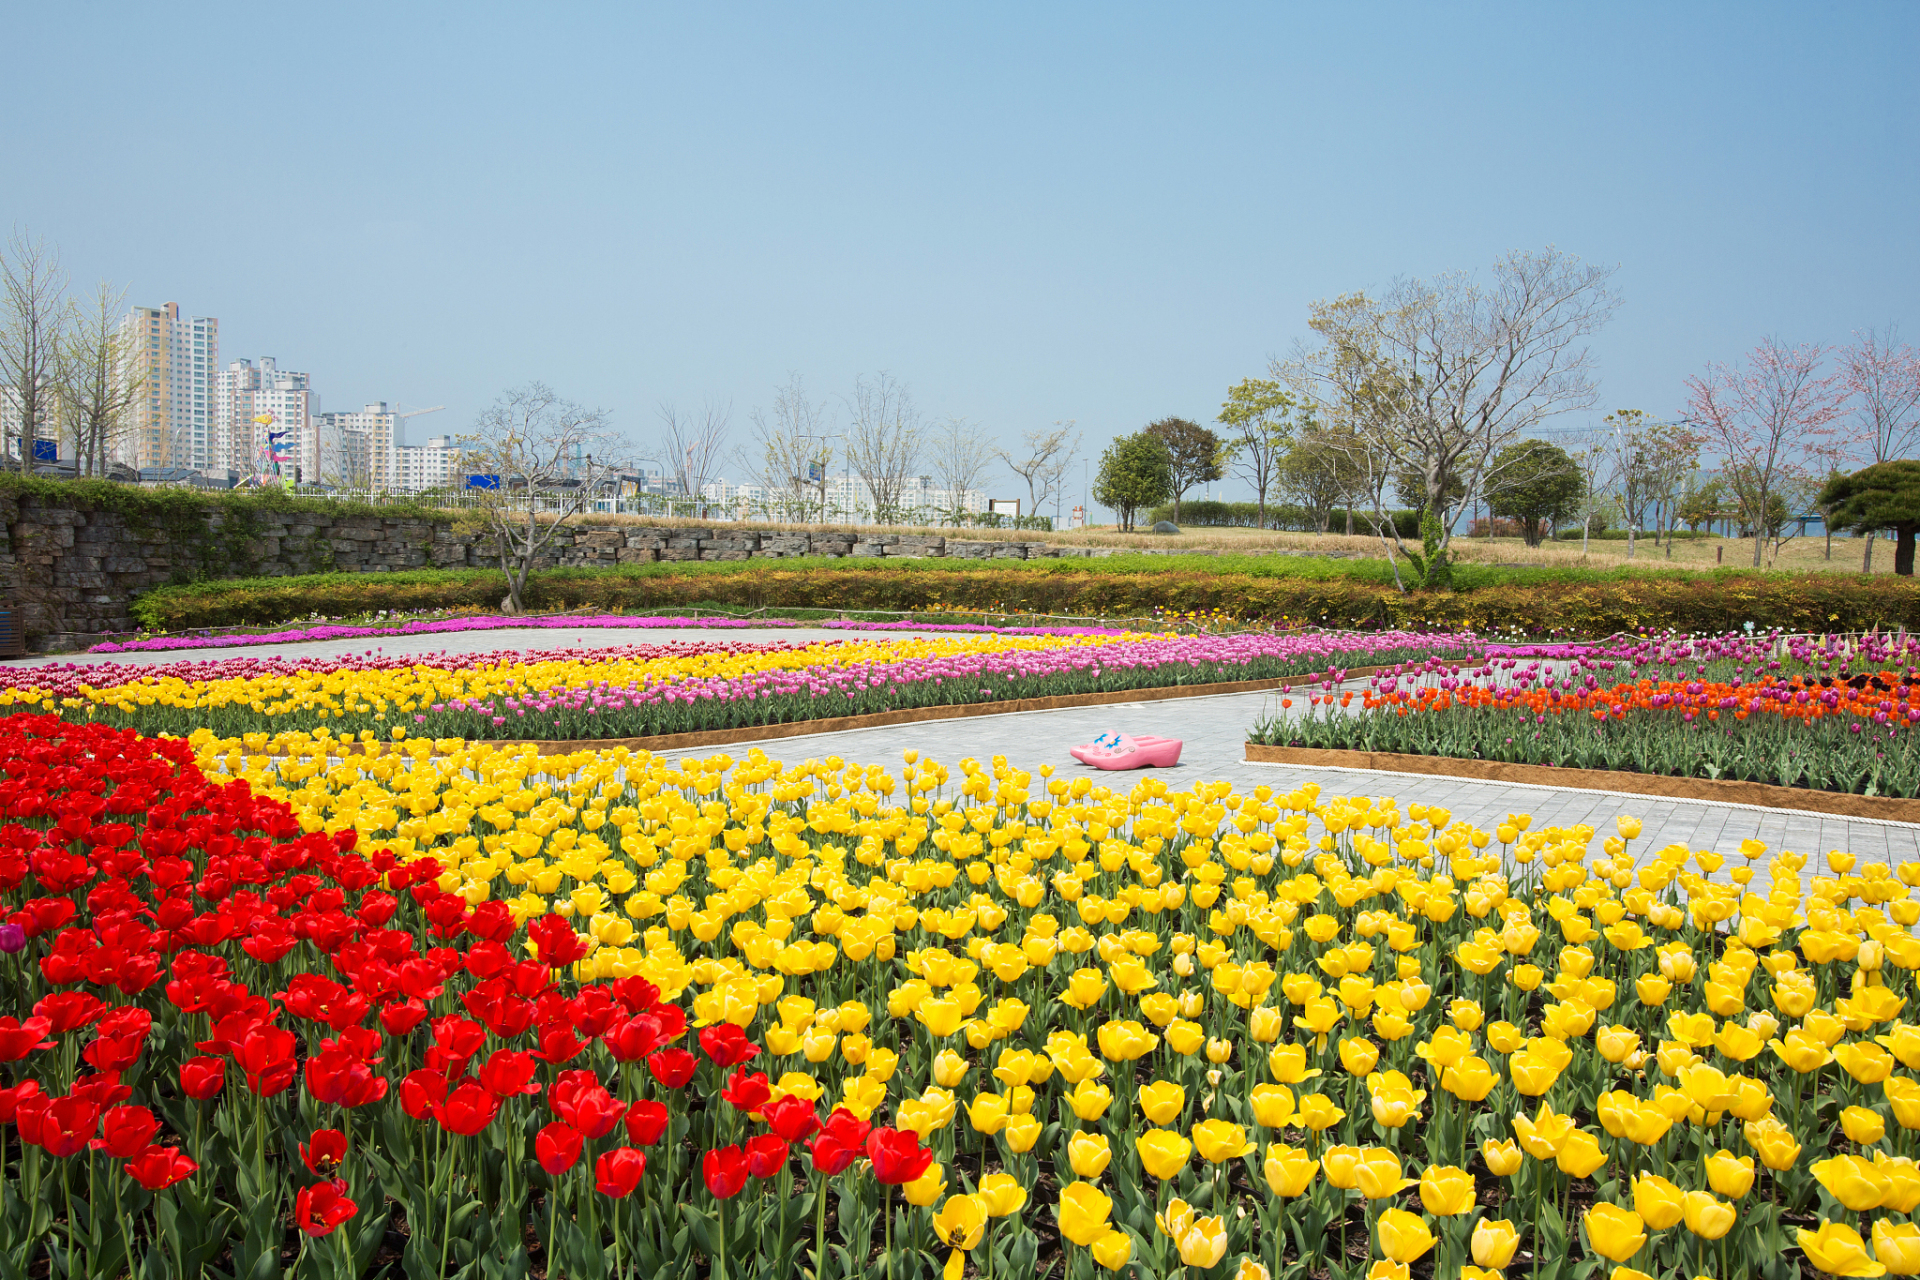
395 435 462 492
215 358 314 482
120 303 218 472
312 402 399 489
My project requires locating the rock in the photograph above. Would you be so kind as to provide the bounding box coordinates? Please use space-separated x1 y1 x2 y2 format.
1153 521 1181 535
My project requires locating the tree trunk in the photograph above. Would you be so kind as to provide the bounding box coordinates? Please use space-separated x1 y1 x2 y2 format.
1864 532 1876 574
1897 527 1915 578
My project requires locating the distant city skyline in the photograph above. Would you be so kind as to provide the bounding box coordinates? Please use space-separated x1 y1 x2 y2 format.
4 4 1915 513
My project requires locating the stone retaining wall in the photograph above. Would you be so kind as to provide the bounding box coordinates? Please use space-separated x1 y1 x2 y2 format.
0 495 1298 647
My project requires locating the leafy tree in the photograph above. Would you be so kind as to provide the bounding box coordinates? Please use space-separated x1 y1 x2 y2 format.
1217 378 1299 529
1093 431 1173 531
1486 440 1583 546
1143 417 1223 520
1818 461 1920 575
1677 478 1727 532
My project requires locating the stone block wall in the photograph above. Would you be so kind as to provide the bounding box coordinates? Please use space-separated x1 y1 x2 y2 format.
0 495 1181 648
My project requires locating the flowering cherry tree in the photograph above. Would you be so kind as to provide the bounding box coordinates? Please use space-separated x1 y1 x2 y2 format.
1685 338 1849 567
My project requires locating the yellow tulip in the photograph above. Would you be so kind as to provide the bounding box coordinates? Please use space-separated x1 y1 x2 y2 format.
1480 1139 1523 1177
1002 1113 1041 1153
903 1162 948 1207
931 1194 988 1250
1088 1229 1132 1272
1872 1220 1920 1277
1068 1131 1112 1179
967 1092 1009 1136
1138 1080 1186 1127
1374 1208 1437 1264
1295 1093 1346 1131
977 1172 1027 1217
1743 1116 1802 1171
1581 1204 1646 1264
1441 1056 1500 1102
1632 1174 1684 1230
1056 1182 1112 1247
1263 1144 1318 1197
1250 1083 1295 1129
1796 1222 1885 1278
1417 1165 1474 1215
1067 1079 1113 1122
1135 1129 1192 1181
1353 1147 1413 1201
1470 1218 1519 1268
1191 1119 1255 1164
932 1049 970 1087
1512 1104 1574 1160
1322 1144 1362 1190
1556 1129 1608 1179
1340 1036 1381 1075
1841 1105 1888 1146
1680 1190 1735 1241
1812 1155 1891 1212
1176 1216 1228 1267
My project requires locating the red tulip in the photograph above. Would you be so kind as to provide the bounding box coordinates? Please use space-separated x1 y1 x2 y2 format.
624 1099 669 1147
89 1105 159 1159
178 1056 226 1101
722 1068 771 1114
745 1133 789 1179
0 1080 43 1124
295 1179 358 1236
762 1095 822 1144
594 1147 646 1198
125 1145 198 1191
378 999 430 1037
32 991 105 1034
68 1071 131 1109
399 1069 448 1121
301 1128 347 1175
808 1108 872 1176
647 1047 698 1089
550 1072 625 1140
527 915 589 967
477 1049 541 1099
703 1145 749 1199
536 1122 585 1174
304 1047 388 1109
23 1095 100 1159
83 1033 145 1073
535 1024 586 1065
864 1127 932 1186
698 1024 759 1069
605 1014 664 1063
234 1024 299 1097
0 1016 52 1060
434 1081 500 1136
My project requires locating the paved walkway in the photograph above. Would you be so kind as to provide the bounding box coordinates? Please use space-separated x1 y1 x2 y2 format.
651 687 1916 873
22 628 1912 869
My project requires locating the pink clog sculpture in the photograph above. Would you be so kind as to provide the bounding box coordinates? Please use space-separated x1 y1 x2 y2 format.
1069 733 1183 770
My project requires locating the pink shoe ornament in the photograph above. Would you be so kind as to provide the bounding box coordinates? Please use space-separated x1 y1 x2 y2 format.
1069 733 1183 770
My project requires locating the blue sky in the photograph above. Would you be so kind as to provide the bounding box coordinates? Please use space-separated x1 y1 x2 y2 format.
7 3 1915 509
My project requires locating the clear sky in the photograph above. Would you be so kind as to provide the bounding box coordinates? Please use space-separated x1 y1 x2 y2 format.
6 3 1915 511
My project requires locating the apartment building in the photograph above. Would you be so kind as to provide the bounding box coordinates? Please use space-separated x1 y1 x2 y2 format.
120 303 219 471
215 357 314 482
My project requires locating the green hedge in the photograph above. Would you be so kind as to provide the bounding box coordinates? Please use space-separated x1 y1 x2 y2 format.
130 561 1920 637
0 471 455 525
1147 500 1418 536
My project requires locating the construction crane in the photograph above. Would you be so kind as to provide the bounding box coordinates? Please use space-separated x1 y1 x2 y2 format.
397 405 446 421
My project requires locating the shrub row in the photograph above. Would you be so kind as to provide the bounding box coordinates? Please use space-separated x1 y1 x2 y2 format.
1146 500 1421 537
133 562 1920 637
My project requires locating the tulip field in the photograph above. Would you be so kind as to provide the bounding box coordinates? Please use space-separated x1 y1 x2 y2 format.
1254 630 1920 799
0 625 1917 1278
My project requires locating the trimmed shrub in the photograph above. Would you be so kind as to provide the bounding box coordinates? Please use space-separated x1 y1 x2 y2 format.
132 562 1920 637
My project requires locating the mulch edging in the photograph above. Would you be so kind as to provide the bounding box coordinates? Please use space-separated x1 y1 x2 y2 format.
1243 743 1920 824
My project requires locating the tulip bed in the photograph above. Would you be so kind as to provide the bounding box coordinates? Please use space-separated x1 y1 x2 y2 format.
1253 630 1920 799
0 711 1916 1280
1 630 1468 743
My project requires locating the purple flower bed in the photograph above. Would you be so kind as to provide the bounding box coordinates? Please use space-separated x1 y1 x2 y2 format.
87 613 1131 654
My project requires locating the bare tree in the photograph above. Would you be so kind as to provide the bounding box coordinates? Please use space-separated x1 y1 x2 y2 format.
1843 326 1920 464
1296 251 1620 587
57 283 143 477
844 372 923 521
927 415 993 524
1686 337 1848 568
0 230 69 475
458 383 622 613
998 421 1079 522
745 374 833 521
657 400 731 517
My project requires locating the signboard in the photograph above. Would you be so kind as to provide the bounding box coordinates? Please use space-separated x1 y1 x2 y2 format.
31 440 56 463
988 499 1021 517
466 474 502 490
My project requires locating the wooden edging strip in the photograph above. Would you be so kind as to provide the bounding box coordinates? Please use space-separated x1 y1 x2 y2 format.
278 668 1381 759
1242 744 1920 824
